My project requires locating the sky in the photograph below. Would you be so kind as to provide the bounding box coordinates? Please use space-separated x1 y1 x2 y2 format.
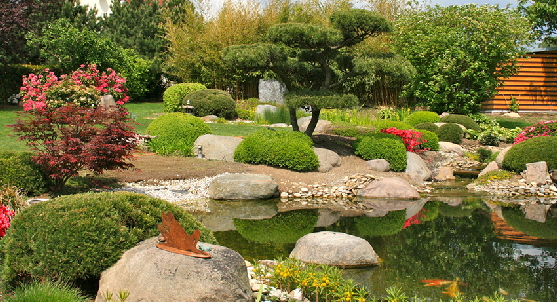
430 0 518 7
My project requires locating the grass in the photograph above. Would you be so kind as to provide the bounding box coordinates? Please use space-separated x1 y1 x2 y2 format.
0 106 28 152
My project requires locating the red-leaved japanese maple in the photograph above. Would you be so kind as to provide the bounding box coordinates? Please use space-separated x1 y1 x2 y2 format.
10 105 137 192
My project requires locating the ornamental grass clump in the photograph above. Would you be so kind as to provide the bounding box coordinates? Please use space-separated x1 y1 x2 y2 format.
1 191 217 290
502 135 557 172
353 133 407 171
234 129 319 171
146 112 211 156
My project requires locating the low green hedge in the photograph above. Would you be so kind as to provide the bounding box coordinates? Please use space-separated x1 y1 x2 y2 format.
0 152 48 196
502 136 557 172
353 133 407 171
1 191 217 289
234 129 319 171
146 112 211 156
414 122 439 133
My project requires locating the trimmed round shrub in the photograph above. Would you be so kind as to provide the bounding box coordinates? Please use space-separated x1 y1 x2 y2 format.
331 123 376 137
414 122 439 132
436 123 464 144
234 129 319 171
418 130 440 151
502 206 557 240
146 112 211 156
502 136 557 172
1 191 217 289
185 89 237 119
0 152 48 196
162 83 207 112
440 114 481 131
404 110 440 126
233 209 318 243
353 134 407 171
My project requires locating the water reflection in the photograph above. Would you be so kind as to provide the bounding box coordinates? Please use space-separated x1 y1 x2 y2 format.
193 198 557 301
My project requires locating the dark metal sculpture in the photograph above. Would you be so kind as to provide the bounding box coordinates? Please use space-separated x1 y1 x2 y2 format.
157 211 211 258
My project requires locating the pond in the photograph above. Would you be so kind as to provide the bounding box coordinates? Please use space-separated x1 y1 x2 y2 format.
192 185 557 301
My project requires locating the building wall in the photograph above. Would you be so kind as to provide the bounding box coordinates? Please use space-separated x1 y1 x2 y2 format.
482 50 557 112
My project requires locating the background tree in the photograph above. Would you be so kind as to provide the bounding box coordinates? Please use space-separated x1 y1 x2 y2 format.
391 4 534 114
223 9 392 136
29 19 151 99
519 0 557 46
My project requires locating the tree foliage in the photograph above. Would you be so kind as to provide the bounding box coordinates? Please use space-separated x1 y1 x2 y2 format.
223 8 392 135
392 4 534 114
519 0 557 45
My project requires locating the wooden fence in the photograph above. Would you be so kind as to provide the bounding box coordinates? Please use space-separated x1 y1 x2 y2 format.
482 50 557 112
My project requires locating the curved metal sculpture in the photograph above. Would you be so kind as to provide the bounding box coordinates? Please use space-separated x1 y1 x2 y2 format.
156 211 211 258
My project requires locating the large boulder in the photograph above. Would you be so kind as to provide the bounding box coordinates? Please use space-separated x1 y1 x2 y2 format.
405 152 432 182
194 134 243 162
358 177 420 200
208 174 278 200
367 159 390 172
524 161 549 185
95 237 252 302
495 146 512 167
297 117 332 134
435 166 455 181
314 148 341 172
439 142 464 156
289 231 379 267
478 161 500 177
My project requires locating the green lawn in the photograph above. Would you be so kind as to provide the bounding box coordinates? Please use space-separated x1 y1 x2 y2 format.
0 106 28 152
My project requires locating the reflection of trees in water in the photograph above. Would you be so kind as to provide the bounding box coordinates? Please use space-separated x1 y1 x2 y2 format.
233 209 318 243
368 209 556 300
213 230 294 263
502 206 557 240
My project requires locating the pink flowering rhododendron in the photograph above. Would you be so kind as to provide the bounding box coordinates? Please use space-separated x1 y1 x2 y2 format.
0 205 15 238
381 127 426 153
514 120 557 144
20 64 129 111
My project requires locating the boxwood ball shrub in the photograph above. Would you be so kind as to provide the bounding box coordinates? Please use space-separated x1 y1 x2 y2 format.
353 134 407 171
436 123 464 144
418 130 440 151
146 112 211 156
1 191 217 289
234 129 319 171
162 83 207 112
185 89 237 119
404 110 440 126
0 152 48 196
414 122 439 133
440 114 481 131
502 136 557 172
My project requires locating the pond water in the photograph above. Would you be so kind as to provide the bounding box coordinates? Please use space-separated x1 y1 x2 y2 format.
192 184 557 301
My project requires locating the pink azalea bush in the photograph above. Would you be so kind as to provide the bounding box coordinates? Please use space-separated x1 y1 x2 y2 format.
20 64 129 111
0 205 15 238
513 120 557 144
381 127 426 152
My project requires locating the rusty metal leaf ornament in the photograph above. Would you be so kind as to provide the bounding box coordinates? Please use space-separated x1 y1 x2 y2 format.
156 211 211 258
